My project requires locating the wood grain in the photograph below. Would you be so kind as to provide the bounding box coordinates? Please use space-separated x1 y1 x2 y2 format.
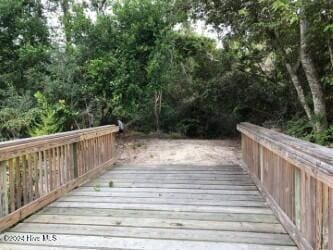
238 122 333 250
0 125 118 233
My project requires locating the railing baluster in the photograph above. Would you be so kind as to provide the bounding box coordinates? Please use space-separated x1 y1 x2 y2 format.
22 155 27 205
33 152 38 199
0 161 8 217
238 122 333 249
14 157 21 208
0 125 118 232
8 159 15 212
45 150 50 193
38 151 43 195
328 189 333 249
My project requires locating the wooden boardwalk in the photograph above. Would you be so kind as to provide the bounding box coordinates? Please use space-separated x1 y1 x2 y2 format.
0 164 296 250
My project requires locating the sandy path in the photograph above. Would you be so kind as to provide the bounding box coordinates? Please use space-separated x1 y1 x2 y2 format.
116 138 241 166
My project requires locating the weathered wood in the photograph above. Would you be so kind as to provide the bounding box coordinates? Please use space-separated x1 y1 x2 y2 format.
94 178 254 185
8 159 15 213
0 233 298 250
76 186 260 195
329 188 333 250
248 172 312 250
237 123 333 187
0 244 90 250
0 158 116 232
50 201 273 214
0 126 118 161
44 150 49 193
49 149 54 191
0 125 118 233
83 182 257 190
56 147 61 187
27 154 33 202
22 155 28 205
304 174 316 247
0 162 8 217
238 122 333 250
0 162 297 249
294 168 301 229
14 157 21 209
33 152 38 200
315 181 323 250
38 151 43 196
57 195 267 207
98 174 252 181
11 222 294 245
321 184 329 249
26 214 285 233
0 125 116 149
38 207 279 223
108 169 246 174
111 165 244 170
70 190 263 200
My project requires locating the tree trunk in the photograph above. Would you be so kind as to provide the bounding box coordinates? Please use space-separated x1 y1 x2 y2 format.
299 9 328 132
61 0 71 47
326 0 333 68
273 32 314 123
285 63 314 121
269 31 315 124
328 41 333 69
154 90 162 133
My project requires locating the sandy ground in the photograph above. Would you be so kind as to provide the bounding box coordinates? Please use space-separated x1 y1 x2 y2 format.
116 138 242 166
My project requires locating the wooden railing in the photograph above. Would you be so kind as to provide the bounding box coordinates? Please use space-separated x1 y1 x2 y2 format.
237 122 333 250
0 125 118 232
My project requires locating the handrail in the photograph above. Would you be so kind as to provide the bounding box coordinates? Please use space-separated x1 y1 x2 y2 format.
0 126 117 161
238 122 333 187
237 122 333 250
0 125 119 232
0 125 113 148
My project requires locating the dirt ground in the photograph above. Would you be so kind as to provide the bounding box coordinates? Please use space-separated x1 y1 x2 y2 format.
116 137 242 166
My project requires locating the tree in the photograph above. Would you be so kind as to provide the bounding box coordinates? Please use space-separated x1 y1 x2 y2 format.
191 0 332 133
0 0 50 138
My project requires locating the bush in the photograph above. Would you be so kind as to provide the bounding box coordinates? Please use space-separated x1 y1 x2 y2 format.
285 118 333 147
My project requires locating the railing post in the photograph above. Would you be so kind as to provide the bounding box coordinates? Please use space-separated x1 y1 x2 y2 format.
329 188 333 250
259 145 263 181
71 143 78 178
111 133 116 159
294 168 301 230
0 161 8 217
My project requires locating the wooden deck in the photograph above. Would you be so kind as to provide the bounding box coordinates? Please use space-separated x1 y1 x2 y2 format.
0 164 296 250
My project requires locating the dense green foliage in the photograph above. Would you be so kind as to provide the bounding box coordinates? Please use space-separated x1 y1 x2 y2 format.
188 0 333 144
0 0 332 145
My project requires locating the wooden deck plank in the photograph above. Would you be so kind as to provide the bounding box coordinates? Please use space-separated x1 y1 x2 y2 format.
97 176 252 181
112 164 243 169
93 178 255 185
0 164 296 249
57 195 267 207
25 214 286 233
38 207 280 223
74 186 261 194
49 201 274 214
105 170 248 174
112 165 245 170
69 190 265 201
83 182 258 190
10 223 294 245
0 244 98 250
0 233 297 250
